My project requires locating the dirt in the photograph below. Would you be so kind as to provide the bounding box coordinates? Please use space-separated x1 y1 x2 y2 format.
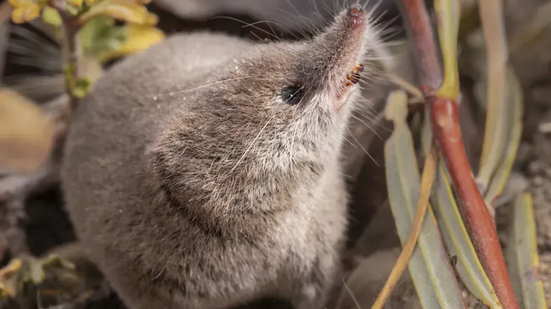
528 136 551 305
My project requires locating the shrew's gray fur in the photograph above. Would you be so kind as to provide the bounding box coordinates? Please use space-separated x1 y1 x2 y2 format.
62 6 382 309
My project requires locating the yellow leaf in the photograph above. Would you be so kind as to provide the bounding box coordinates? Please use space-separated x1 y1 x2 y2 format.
9 0 42 24
146 12 158 25
78 0 159 25
0 89 55 173
0 255 80 302
0 259 22 279
0 258 22 299
98 24 164 62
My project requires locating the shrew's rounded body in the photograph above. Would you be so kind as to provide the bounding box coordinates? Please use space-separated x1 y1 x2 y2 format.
62 7 379 309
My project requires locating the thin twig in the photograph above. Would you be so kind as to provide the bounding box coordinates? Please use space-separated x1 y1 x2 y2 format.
49 0 82 112
385 73 424 101
370 146 438 309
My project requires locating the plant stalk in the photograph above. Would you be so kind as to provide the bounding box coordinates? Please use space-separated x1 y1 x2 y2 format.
431 98 518 308
49 0 81 112
397 0 519 307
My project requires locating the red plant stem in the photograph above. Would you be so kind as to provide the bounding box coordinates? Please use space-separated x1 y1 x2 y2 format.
397 0 442 90
431 99 519 309
397 0 520 308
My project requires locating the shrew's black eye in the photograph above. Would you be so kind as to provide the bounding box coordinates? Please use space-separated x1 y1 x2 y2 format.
280 85 304 105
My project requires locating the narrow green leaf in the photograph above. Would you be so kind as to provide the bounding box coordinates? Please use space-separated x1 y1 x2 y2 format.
474 0 515 199
483 68 523 205
384 90 466 309
472 63 523 205
432 162 502 308
421 106 502 308
463 31 524 206
506 193 548 309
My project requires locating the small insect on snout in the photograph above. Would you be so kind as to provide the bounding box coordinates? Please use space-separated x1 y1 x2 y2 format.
345 63 364 87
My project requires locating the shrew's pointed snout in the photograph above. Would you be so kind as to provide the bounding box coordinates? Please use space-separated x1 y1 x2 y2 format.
304 6 369 107
348 5 366 31
313 5 368 63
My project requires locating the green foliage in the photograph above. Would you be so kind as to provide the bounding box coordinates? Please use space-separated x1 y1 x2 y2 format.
79 16 127 58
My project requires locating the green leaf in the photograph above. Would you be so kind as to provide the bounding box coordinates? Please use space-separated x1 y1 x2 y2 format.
473 0 517 201
482 67 523 205
506 193 548 309
41 6 62 27
471 59 523 204
462 31 523 206
421 105 501 308
78 15 127 58
73 78 92 98
78 16 164 62
432 162 502 308
384 90 465 309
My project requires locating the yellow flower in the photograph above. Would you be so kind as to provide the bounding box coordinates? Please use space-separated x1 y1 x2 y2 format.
9 0 42 24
